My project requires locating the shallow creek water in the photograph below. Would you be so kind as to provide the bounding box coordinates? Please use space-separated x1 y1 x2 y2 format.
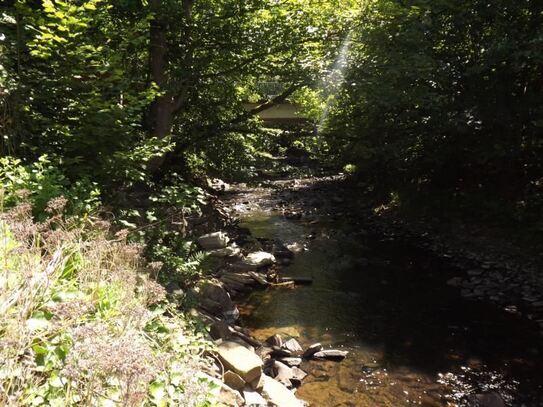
237 210 543 406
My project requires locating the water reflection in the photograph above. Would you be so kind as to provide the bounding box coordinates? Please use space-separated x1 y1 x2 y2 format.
239 212 543 406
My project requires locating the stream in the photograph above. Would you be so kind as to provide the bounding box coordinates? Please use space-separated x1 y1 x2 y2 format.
224 177 543 406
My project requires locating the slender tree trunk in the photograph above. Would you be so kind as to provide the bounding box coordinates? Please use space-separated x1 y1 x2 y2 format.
149 0 174 139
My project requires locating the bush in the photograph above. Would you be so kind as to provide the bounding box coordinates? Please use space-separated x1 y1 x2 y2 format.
0 201 215 406
0 155 100 219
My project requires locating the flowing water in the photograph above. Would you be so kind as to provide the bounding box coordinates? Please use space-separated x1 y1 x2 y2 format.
237 208 543 406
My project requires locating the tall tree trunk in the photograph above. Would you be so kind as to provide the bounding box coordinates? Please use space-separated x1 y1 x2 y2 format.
149 0 173 139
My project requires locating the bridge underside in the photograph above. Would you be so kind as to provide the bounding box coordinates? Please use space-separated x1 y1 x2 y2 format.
243 102 308 125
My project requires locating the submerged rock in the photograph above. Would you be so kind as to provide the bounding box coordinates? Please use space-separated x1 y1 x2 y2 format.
467 392 506 407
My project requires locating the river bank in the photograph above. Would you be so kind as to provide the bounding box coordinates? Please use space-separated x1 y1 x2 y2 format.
193 171 543 406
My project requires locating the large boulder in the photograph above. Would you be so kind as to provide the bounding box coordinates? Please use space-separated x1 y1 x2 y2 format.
243 251 276 267
197 280 238 320
198 232 229 250
217 341 263 383
261 374 305 407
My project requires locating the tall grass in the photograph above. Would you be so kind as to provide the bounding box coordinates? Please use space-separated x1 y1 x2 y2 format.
0 198 213 406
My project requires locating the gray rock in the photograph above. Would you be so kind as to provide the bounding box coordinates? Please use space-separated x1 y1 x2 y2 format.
278 357 302 367
248 271 269 286
273 360 294 387
243 390 267 406
224 370 245 391
283 338 303 355
198 232 229 250
217 341 263 383
313 349 348 361
290 367 307 387
243 251 276 267
467 392 506 407
209 320 232 340
209 246 241 258
261 374 305 407
265 334 283 348
303 343 323 359
278 276 313 285
198 280 238 320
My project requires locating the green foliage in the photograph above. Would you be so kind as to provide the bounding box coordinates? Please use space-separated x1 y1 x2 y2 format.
326 0 543 222
0 205 215 406
0 155 100 218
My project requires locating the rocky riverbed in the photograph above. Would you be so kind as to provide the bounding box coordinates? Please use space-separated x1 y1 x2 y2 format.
193 174 543 406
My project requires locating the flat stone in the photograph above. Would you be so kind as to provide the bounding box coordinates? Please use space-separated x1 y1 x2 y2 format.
313 349 348 361
248 271 269 286
283 338 303 355
221 273 254 285
303 343 323 359
243 251 276 267
273 360 294 387
217 341 263 383
243 390 267 406
230 261 258 272
278 357 302 367
271 346 292 358
224 370 245 391
261 374 305 407
209 246 241 258
278 276 313 285
198 232 229 250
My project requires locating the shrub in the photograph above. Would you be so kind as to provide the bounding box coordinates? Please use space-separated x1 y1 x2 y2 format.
0 155 100 219
0 200 214 406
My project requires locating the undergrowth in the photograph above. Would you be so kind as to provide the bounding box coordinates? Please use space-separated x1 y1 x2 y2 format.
0 198 216 406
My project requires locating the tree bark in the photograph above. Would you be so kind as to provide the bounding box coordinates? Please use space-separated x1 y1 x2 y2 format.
148 0 174 139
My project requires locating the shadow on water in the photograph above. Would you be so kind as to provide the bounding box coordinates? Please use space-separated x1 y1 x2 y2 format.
238 212 543 406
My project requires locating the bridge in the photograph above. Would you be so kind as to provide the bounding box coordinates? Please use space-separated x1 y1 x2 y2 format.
242 81 308 125
242 102 306 124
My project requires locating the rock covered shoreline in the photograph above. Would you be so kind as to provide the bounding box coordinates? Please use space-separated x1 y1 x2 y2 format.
192 229 347 407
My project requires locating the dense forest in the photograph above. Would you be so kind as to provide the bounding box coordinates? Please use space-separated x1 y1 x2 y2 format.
1 0 542 406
